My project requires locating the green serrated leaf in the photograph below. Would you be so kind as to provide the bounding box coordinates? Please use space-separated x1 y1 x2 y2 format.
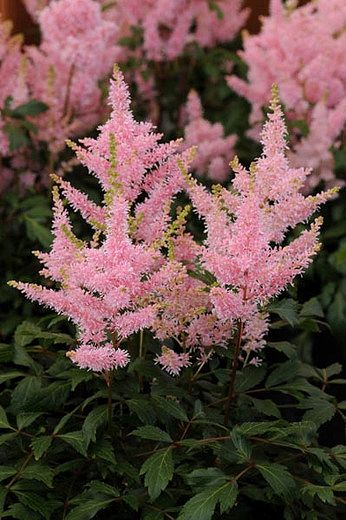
82 405 108 445
140 448 174 499
68 369 93 391
0 433 17 446
17 413 43 430
267 342 297 359
300 297 324 318
269 299 299 327
152 395 188 422
53 406 79 435
131 425 172 443
0 405 14 430
0 466 17 481
21 464 54 487
143 511 164 520
91 439 117 466
178 482 237 520
65 498 115 520
325 363 343 378
2 502 41 520
0 484 7 515
234 365 266 392
86 480 119 497
0 344 14 363
331 445 346 469
231 431 253 462
250 398 281 418
58 431 88 456
256 463 295 496
31 436 52 460
0 370 25 385
302 484 335 505
266 359 299 388
186 468 227 492
128 399 157 424
14 491 55 519
233 421 280 437
302 401 336 427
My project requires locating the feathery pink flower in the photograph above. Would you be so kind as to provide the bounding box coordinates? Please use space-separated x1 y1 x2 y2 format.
11 68 190 371
182 87 334 364
155 346 191 376
227 0 346 189
182 90 236 182
24 0 248 62
26 0 120 153
68 344 130 372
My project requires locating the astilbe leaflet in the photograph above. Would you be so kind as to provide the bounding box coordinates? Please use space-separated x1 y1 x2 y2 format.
9 66 190 373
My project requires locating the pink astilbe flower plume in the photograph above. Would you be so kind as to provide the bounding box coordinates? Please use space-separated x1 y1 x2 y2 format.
182 90 236 182
181 86 335 365
25 0 120 154
10 76 332 374
67 344 130 372
227 0 346 190
10 67 190 373
155 346 191 376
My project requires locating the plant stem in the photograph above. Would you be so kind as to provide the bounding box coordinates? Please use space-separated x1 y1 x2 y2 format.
6 451 33 490
105 371 113 434
224 319 244 426
139 329 144 359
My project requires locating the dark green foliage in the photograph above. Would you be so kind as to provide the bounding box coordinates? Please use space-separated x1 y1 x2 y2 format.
0 318 345 519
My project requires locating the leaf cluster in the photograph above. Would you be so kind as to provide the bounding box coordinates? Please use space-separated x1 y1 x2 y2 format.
0 318 345 519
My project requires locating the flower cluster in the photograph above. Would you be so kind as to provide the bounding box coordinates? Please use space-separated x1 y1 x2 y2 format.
228 0 346 190
11 67 189 372
182 85 335 364
182 90 236 182
11 72 333 375
116 0 249 62
0 0 120 193
25 0 249 62
26 0 120 154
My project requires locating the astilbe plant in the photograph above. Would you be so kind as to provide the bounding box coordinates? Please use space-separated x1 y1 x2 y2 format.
10 67 196 373
227 0 346 191
181 84 335 419
6 71 346 520
11 70 334 384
